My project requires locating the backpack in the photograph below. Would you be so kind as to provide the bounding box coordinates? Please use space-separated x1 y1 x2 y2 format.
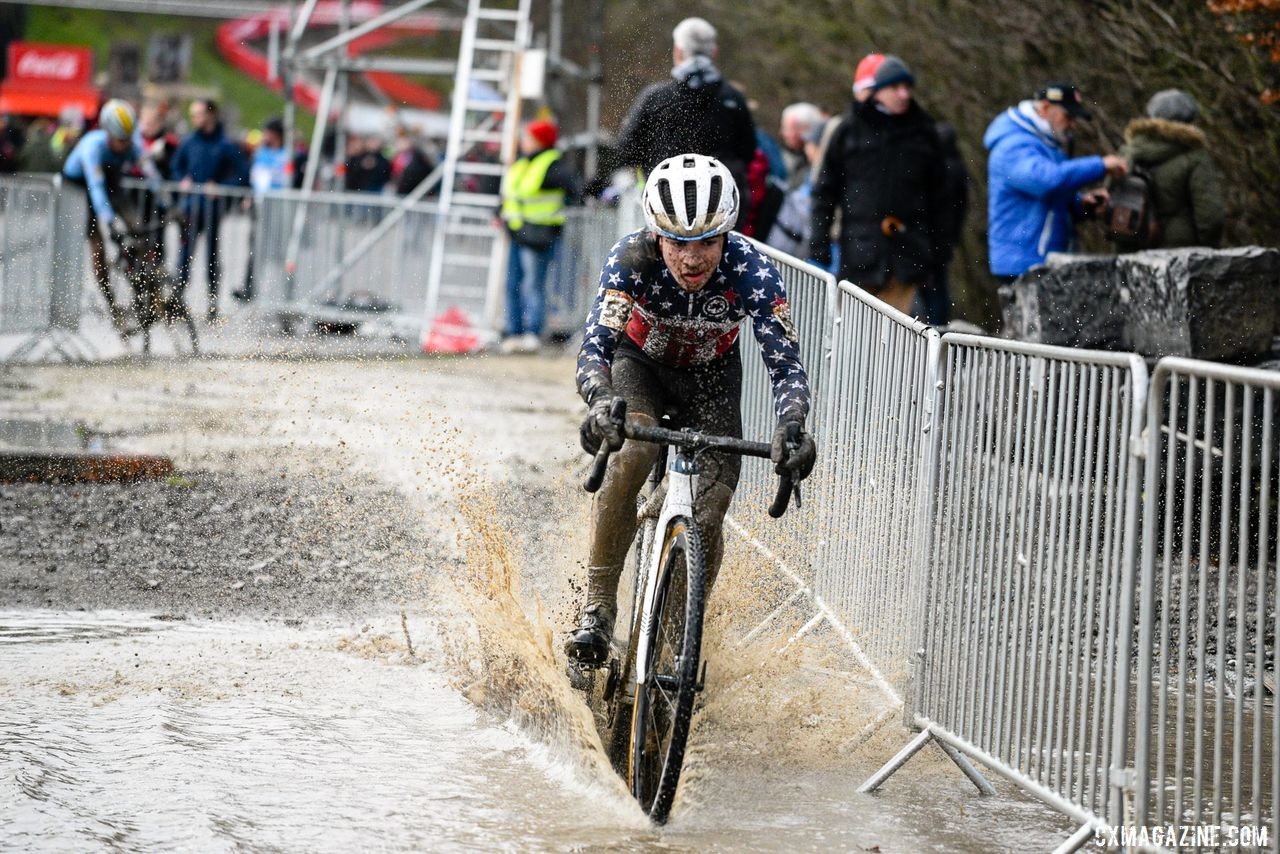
1105 167 1161 248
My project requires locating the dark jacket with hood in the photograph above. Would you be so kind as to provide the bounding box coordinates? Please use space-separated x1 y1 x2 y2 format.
608 55 757 217
808 98 947 288
1117 117 1224 249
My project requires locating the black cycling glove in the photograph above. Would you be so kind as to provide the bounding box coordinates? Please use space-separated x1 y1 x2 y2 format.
771 414 817 481
580 391 625 456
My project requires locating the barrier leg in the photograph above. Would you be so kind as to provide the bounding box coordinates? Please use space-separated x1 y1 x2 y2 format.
935 737 997 795
1051 822 1097 854
860 726 997 795
858 728 933 793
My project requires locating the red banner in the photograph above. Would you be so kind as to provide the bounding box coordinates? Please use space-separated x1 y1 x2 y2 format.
7 42 94 87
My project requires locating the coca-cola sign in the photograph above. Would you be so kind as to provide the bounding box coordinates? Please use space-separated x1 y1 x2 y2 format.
8 43 93 87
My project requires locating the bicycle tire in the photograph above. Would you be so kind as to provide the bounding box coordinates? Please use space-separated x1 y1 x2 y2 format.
604 512 652 776
628 514 705 824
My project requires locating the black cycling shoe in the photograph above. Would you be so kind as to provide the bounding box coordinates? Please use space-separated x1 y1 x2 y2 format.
564 605 613 667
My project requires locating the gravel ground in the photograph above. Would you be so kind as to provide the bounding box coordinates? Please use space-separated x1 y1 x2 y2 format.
0 354 583 620
0 465 442 617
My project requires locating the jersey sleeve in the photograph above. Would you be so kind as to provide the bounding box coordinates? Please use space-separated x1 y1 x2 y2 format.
83 139 115 221
737 241 812 421
575 232 645 404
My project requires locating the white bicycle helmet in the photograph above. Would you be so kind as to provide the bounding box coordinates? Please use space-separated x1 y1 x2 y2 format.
642 153 738 240
98 99 136 141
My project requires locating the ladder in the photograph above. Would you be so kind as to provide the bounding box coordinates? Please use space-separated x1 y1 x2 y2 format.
422 0 532 347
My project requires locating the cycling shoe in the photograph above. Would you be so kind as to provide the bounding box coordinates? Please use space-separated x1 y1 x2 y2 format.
564 604 613 667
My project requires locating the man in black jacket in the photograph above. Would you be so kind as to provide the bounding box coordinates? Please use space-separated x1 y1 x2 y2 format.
808 54 946 315
605 17 757 227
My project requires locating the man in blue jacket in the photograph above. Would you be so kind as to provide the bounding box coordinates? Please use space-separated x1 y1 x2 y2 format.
171 99 247 322
985 82 1128 282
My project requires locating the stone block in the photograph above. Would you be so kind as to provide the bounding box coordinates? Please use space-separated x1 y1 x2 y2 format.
1118 247 1280 362
1000 254 1125 349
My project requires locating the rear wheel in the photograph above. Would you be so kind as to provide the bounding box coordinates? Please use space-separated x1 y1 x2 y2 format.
628 515 705 824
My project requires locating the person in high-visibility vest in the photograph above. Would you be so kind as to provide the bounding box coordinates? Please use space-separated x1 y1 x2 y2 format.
499 119 581 354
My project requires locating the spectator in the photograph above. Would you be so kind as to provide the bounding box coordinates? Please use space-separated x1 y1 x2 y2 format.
134 101 181 240
0 113 24 173
51 107 85 165
917 122 970 325
135 101 179 179
18 118 60 173
767 120 836 268
233 117 290 304
498 119 581 354
984 82 1127 283
779 102 824 190
171 98 248 323
604 16 756 226
344 135 392 194
249 116 289 194
1115 89 1224 249
391 133 435 196
808 54 947 315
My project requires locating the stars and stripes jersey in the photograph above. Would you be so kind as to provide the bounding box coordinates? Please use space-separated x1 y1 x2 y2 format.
577 230 811 420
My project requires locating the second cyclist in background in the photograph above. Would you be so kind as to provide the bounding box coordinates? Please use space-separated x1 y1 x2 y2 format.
567 153 817 665
62 99 159 336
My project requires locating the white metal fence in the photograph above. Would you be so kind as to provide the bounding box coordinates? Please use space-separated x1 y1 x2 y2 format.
892 336 1148 842
252 188 442 336
1136 358 1278 849
743 247 1274 851
0 174 87 361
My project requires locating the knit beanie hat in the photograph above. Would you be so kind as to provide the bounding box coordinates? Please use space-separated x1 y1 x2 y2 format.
1146 89 1200 124
525 119 558 149
868 54 914 92
853 53 886 95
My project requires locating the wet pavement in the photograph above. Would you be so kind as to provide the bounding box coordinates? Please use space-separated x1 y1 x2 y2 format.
0 356 1077 851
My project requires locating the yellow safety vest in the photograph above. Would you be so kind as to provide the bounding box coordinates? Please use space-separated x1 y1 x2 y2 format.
501 149 566 230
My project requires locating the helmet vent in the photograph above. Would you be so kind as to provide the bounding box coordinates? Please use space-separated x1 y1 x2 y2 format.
705 175 722 221
656 178 676 220
682 180 699 226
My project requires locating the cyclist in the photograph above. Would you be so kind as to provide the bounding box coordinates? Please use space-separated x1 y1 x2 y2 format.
567 153 817 665
63 99 159 335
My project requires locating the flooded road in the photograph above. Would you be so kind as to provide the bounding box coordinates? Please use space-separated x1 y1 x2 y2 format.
0 357 1074 851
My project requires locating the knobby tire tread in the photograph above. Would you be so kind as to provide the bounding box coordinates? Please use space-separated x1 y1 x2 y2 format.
629 515 705 824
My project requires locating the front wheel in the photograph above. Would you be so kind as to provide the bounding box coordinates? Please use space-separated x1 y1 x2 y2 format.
628 515 705 824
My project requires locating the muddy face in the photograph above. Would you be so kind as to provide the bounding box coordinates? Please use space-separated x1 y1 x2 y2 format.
658 234 725 292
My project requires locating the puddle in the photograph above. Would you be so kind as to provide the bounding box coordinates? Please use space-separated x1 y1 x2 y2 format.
0 419 109 453
0 610 1077 851
0 612 166 645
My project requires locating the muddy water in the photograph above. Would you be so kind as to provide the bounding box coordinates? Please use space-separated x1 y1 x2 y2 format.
0 358 1076 851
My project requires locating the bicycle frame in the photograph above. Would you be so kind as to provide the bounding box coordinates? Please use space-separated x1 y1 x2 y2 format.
632 446 699 686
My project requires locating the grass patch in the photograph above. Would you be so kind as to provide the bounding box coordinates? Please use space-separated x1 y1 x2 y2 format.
26 5 307 135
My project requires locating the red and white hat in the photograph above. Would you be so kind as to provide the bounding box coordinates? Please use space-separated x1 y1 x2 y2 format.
853 53 886 96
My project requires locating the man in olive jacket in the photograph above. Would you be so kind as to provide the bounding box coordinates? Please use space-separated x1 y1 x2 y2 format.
1117 89 1225 250
807 55 946 314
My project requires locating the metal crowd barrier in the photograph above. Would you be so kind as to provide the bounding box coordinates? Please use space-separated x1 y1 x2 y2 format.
545 204 624 337
806 283 941 700
728 244 864 683
1136 358 1278 849
863 335 1150 848
116 178 255 312
0 174 88 361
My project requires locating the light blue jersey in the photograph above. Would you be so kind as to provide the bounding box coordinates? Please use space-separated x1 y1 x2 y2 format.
63 130 145 220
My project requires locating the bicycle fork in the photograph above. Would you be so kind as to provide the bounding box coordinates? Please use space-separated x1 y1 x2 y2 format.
631 451 698 686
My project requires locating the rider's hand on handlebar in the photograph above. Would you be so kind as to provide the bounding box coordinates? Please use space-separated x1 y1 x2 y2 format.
107 215 129 241
771 415 817 481
580 392 625 456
